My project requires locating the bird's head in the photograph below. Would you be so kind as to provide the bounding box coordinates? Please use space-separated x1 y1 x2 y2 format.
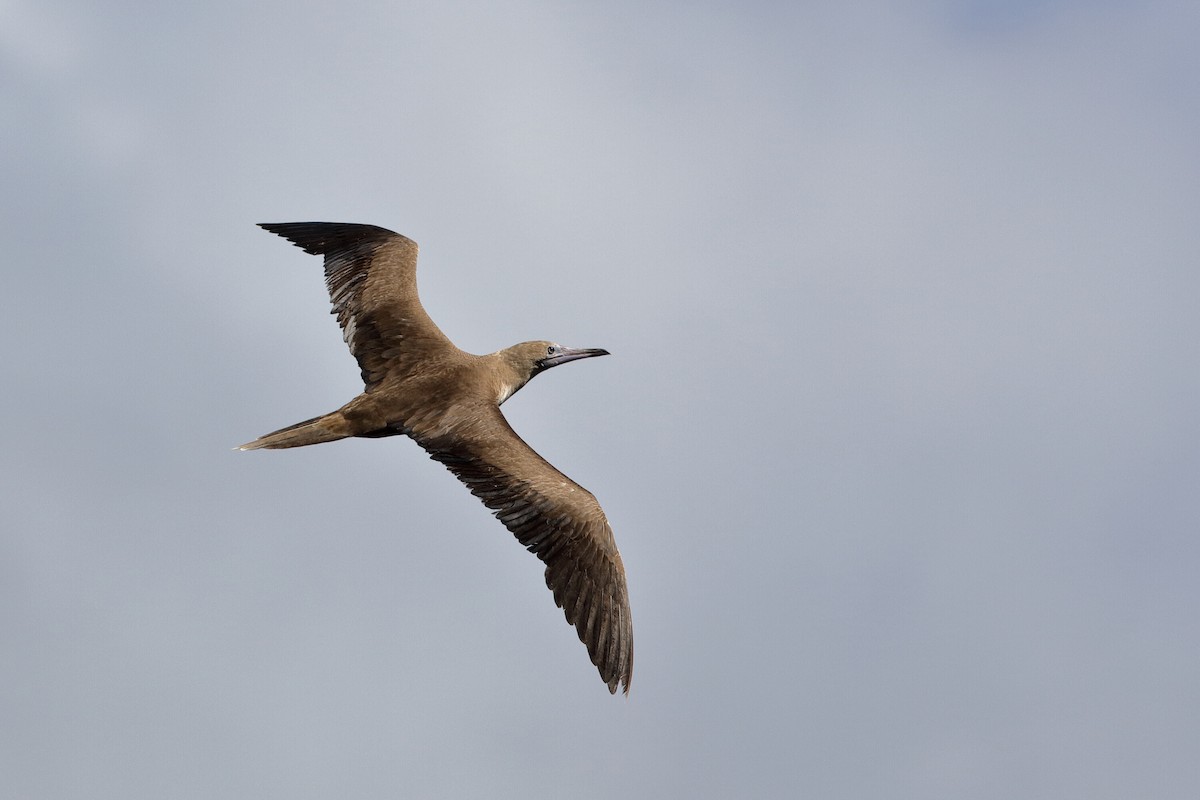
494 341 610 404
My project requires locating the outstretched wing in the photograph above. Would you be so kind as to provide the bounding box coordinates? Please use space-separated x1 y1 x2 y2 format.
416 405 634 694
259 222 459 390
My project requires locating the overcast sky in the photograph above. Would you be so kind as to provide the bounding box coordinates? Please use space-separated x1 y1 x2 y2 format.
3 1 1199 797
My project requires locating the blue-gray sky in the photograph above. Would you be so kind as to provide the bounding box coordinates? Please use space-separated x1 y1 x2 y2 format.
4 1 1199 797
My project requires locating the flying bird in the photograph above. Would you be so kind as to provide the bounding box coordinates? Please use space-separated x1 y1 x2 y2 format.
239 222 632 694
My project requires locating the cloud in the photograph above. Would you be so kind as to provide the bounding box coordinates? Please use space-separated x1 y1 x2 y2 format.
4 2 1198 797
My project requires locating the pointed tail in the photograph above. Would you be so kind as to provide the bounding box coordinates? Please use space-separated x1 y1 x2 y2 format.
237 411 353 450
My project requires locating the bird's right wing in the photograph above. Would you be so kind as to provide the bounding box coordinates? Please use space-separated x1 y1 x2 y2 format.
414 405 634 694
258 222 459 390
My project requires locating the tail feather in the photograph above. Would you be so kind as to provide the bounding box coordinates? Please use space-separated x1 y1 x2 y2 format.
238 411 353 450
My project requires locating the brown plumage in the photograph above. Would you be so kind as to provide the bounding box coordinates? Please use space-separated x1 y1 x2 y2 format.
239 222 632 694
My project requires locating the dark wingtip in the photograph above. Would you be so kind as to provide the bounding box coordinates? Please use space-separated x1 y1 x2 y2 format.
257 222 402 256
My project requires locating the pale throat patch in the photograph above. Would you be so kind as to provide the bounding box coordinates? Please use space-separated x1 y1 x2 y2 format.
496 382 517 405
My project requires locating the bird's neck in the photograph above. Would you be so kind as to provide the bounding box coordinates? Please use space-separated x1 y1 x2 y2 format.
488 349 534 406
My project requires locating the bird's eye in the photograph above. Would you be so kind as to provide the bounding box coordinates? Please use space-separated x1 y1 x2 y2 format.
547 345 558 355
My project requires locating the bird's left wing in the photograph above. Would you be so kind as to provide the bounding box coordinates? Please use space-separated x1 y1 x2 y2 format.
413 405 634 694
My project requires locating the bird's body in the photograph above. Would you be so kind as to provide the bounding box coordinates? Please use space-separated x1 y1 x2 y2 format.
240 222 632 694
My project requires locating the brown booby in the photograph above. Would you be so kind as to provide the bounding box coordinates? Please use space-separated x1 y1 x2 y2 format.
239 222 632 694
